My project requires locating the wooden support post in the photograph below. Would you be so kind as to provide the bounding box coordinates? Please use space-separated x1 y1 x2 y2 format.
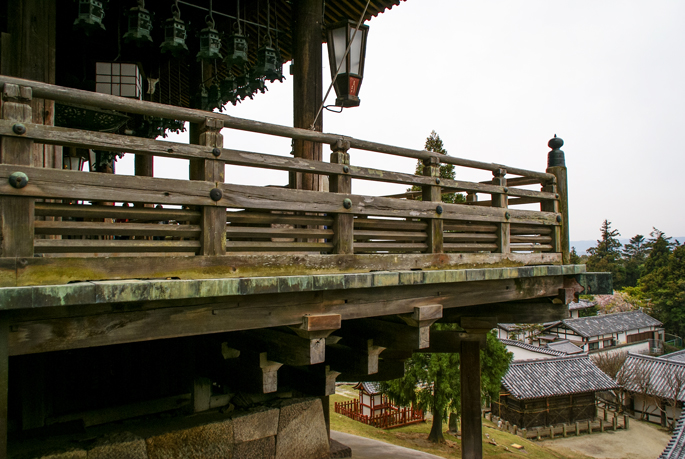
588 419 592 434
189 117 225 256
599 418 604 432
541 180 561 253
575 421 580 436
399 305 442 349
191 376 212 413
491 168 509 254
0 317 7 457
550 425 554 439
461 340 482 459
624 415 629 429
330 140 353 254
422 156 443 253
613 414 617 431
236 351 283 394
292 0 323 191
546 136 569 263
562 423 567 437
1 84 35 258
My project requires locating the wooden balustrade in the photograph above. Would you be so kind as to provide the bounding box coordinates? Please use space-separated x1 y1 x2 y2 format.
0 77 570 282
334 400 425 429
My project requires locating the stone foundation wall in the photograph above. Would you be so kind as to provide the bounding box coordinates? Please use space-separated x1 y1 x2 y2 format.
12 398 329 459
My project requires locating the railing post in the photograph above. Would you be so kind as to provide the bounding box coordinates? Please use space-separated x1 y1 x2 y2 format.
330 140 353 254
492 168 509 254
422 156 443 253
189 117 226 256
546 135 569 264
0 83 35 459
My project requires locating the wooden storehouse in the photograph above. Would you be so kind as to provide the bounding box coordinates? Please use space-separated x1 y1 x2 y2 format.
492 355 619 429
0 0 611 458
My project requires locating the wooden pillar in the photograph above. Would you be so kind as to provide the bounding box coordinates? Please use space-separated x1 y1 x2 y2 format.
491 168 509 254
330 140 353 254
135 155 154 178
461 340 482 459
546 136 569 263
3 0 59 169
422 156 443 253
189 118 225 256
292 0 323 191
0 82 35 459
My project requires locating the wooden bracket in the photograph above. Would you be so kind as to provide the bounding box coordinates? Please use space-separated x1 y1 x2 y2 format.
414 330 487 353
235 351 283 394
290 313 341 340
399 304 443 328
326 337 385 375
228 328 325 366
340 318 430 351
459 316 498 334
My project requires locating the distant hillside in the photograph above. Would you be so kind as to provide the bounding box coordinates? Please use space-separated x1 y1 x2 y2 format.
571 237 685 255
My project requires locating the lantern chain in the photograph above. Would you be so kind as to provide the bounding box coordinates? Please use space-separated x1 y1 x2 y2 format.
310 0 371 130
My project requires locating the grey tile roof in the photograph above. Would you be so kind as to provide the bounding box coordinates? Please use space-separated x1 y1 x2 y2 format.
569 299 597 311
561 311 662 338
498 323 523 332
500 339 566 357
661 349 685 363
502 355 619 400
661 410 685 459
546 340 584 355
353 382 382 395
619 353 685 402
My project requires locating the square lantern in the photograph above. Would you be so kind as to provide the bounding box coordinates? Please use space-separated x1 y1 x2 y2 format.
73 0 106 34
197 22 223 61
224 33 249 68
326 20 369 108
95 62 143 99
63 148 90 171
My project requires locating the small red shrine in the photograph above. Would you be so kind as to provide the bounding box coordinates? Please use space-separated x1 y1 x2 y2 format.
334 382 425 429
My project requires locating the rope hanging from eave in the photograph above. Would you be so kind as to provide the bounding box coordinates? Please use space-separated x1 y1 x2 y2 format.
309 0 371 130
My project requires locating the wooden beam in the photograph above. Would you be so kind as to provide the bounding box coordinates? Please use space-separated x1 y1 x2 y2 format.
461 340 483 459
440 299 569 325
228 329 325 366
236 351 283 394
337 359 405 383
340 318 431 351
413 330 486 353
326 338 385 375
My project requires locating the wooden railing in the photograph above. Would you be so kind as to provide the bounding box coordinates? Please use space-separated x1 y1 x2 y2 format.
0 76 570 282
334 399 425 429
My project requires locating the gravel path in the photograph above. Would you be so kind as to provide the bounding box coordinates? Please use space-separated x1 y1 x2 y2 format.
541 418 670 459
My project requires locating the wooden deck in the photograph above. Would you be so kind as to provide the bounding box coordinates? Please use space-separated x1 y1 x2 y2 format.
0 76 611 459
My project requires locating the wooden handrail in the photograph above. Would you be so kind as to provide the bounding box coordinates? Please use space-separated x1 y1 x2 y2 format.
0 76 554 181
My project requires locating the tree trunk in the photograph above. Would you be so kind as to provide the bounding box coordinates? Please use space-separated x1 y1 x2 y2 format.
428 374 444 443
448 412 459 433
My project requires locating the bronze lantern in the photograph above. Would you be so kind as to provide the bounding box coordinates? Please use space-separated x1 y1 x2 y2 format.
326 20 369 108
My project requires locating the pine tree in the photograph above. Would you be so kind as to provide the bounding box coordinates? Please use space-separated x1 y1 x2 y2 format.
623 235 648 287
587 220 625 288
409 131 465 204
643 228 676 276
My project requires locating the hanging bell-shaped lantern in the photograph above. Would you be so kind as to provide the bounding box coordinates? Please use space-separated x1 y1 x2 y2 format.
160 2 188 57
248 76 267 95
197 17 223 61
73 0 107 35
224 32 249 68
123 0 153 46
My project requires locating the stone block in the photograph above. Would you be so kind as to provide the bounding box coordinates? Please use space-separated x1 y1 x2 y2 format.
88 432 147 459
35 451 87 459
146 419 234 459
275 398 329 459
232 406 279 443
233 436 275 459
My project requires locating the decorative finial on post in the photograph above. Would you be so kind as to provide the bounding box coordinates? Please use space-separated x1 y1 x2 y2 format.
547 135 565 168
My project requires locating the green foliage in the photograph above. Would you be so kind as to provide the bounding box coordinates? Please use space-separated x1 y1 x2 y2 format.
381 329 511 443
409 131 465 204
623 234 648 287
639 244 685 337
570 246 583 264
642 228 676 276
579 305 599 317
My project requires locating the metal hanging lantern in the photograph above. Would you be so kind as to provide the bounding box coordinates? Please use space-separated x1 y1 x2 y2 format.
326 20 369 108
197 17 223 61
63 147 90 171
224 32 249 68
219 75 238 106
123 0 153 46
160 2 188 56
253 44 279 81
73 0 106 34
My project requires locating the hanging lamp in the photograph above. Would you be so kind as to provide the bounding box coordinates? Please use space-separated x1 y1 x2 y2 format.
160 1 188 56
197 16 222 61
74 0 107 34
326 20 369 107
224 1 248 68
123 0 153 46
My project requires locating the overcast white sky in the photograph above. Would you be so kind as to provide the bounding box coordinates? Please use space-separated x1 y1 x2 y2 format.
118 0 685 243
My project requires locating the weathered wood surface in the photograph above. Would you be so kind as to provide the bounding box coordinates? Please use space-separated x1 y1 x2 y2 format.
227 329 325 366
440 300 569 324
461 339 483 459
5 274 571 355
35 202 201 222
0 253 568 287
35 221 201 237
0 120 557 200
34 239 200 253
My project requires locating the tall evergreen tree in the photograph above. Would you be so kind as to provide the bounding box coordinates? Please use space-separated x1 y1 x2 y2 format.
409 131 465 204
623 234 648 287
643 228 676 276
587 220 625 288
640 244 685 337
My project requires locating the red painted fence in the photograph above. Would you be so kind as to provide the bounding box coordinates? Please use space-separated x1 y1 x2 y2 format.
334 399 425 429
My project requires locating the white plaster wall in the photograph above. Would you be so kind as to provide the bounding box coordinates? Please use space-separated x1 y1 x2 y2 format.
506 345 557 361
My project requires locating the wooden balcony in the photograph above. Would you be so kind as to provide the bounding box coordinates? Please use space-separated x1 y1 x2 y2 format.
0 76 569 287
